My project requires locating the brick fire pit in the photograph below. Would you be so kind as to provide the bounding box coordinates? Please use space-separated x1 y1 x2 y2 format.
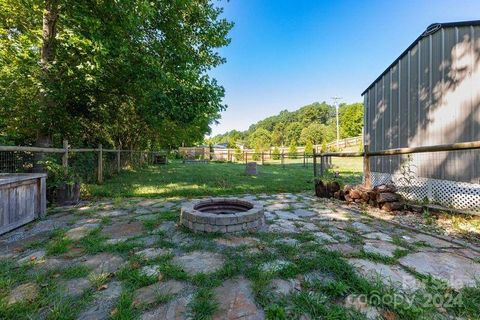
180 198 264 233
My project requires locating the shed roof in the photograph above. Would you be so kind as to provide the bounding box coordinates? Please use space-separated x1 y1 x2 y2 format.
361 20 480 96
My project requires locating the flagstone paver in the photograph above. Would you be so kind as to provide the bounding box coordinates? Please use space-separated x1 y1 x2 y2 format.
133 280 188 307
141 294 193 320
1 192 479 319
172 251 225 275
77 281 122 320
212 277 265 320
399 251 480 289
349 259 423 292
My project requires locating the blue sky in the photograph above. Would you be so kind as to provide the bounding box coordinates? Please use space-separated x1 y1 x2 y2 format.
208 0 480 136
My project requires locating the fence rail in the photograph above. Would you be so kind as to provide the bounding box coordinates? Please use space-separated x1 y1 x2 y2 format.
313 140 480 188
0 140 163 184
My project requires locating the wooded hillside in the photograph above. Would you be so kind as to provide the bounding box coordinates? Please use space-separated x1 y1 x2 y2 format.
207 102 363 151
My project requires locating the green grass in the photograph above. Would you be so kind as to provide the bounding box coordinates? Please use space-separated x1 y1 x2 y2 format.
85 161 326 198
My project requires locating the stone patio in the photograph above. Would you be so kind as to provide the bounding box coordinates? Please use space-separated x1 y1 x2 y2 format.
0 193 479 319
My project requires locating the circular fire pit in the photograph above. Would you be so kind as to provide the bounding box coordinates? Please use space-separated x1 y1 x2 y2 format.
180 198 264 233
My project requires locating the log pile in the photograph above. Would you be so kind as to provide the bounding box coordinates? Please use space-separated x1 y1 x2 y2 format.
343 183 404 212
314 179 405 213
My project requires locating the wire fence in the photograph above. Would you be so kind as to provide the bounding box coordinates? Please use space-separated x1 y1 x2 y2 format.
0 142 165 184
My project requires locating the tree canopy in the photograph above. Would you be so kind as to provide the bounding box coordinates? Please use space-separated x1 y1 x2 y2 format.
0 0 232 149
207 101 363 148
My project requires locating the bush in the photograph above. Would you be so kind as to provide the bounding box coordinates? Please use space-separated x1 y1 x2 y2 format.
234 148 243 162
288 142 297 157
305 141 314 154
272 147 281 160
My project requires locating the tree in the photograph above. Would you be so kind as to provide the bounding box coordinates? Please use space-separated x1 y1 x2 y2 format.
272 147 281 160
0 0 233 151
248 128 271 152
288 141 297 157
304 141 314 154
284 122 302 145
300 123 326 145
271 123 285 146
339 103 364 138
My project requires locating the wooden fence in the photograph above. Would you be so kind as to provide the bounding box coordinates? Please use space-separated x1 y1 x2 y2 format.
313 140 480 189
0 140 161 184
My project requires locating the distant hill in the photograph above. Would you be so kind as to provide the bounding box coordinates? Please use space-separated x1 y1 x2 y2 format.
206 101 363 150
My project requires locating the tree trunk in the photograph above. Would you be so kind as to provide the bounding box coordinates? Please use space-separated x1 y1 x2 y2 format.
34 0 59 172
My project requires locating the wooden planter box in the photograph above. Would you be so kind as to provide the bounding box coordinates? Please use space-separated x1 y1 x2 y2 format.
0 173 47 235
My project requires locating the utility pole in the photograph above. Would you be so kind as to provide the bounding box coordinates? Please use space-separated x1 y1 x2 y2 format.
331 96 342 149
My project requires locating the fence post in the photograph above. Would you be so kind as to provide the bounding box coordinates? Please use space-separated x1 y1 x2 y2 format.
244 151 247 164
303 152 306 167
98 144 103 184
261 152 264 165
320 156 325 176
117 148 121 173
281 151 285 169
62 139 68 171
313 150 317 177
363 144 371 188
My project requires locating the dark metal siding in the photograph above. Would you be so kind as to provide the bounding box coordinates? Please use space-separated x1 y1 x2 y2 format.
364 25 480 183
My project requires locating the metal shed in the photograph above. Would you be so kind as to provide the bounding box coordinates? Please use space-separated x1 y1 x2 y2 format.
362 20 480 209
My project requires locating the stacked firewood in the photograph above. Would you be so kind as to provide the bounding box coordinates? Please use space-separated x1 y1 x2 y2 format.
342 183 404 212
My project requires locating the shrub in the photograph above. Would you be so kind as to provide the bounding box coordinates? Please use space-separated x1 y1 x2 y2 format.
304 141 314 154
234 147 244 162
288 142 297 157
272 147 281 160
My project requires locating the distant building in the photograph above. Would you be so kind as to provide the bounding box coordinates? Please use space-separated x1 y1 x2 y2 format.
362 20 480 208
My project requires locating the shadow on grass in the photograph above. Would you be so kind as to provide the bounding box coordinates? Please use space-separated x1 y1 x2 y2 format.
84 161 362 199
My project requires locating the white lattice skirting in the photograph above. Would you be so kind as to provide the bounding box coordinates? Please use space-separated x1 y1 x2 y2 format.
370 172 480 210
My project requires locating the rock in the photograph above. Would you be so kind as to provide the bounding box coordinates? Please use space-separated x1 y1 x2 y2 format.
265 203 290 211
154 221 177 234
80 253 124 275
292 209 316 218
399 252 480 289
212 277 264 320
141 295 192 320
363 232 392 242
7 282 39 305
172 251 225 275
325 243 362 255
376 192 400 204
363 240 401 258
313 232 337 243
349 259 422 292
268 220 299 233
412 234 458 248
267 278 301 296
65 224 99 241
344 294 381 320
214 237 259 247
102 221 144 239
17 250 46 264
97 210 129 218
62 277 91 297
273 238 299 246
140 265 161 278
303 271 335 285
245 162 257 175
275 211 301 220
135 207 152 215
260 260 291 273
133 280 187 307
135 248 172 260
351 222 375 234
77 281 122 320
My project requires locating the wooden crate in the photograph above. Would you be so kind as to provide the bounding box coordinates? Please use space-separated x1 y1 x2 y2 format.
0 173 47 235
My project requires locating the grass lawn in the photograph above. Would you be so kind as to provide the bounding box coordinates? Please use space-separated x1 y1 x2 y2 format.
85 160 363 199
